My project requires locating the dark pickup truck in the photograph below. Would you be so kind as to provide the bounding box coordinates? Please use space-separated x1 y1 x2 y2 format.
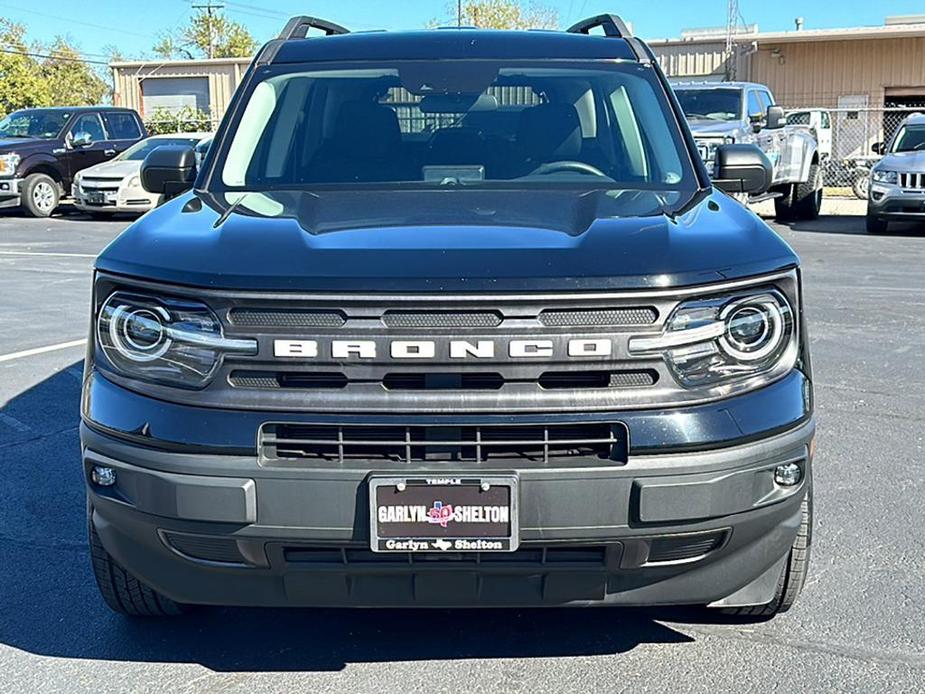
82 15 814 618
0 106 146 216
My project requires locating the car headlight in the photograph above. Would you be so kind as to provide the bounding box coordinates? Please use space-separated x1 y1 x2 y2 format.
0 153 20 177
629 288 797 388
127 175 140 188
96 291 256 389
871 169 898 184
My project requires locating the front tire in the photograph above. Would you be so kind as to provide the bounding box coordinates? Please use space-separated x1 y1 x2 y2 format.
21 173 60 217
89 513 185 617
721 483 812 619
774 162 823 221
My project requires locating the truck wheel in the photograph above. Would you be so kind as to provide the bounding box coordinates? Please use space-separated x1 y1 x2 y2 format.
21 173 60 217
792 162 823 220
720 483 812 619
89 514 185 617
852 171 870 200
866 214 889 234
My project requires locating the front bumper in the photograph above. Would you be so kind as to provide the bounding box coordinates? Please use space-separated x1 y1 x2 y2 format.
72 183 159 214
82 371 814 608
0 177 23 208
868 183 925 220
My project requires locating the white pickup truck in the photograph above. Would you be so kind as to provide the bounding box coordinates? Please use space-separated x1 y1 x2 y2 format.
673 82 823 220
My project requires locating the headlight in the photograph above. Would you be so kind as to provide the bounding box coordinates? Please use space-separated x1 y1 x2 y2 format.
629 288 797 388
0 153 20 177
96 291 256 388
871 169 898 184
127 175 140 188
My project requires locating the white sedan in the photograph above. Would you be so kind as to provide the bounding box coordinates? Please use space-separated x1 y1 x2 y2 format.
72 133 211 215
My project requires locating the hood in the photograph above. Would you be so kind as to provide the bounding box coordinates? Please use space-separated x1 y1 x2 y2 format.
96 188 798 293
686 120 740 137
877 151 925 172
78 159 141 179
0 137 58 153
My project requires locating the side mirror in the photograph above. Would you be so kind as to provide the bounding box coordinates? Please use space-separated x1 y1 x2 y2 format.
140 145 196 199
712 144 773 195
71 132 93 148
871 142 885 155
766 105 785 130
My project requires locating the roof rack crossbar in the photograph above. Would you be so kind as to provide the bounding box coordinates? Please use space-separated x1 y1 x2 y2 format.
279 16 350 40
566 14 631 38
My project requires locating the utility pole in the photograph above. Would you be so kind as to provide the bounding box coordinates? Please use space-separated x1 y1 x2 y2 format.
725 0 739 80
192 1 224 59
457 0 463 27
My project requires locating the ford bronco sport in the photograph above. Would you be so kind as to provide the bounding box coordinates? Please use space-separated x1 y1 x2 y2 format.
82 15 814 617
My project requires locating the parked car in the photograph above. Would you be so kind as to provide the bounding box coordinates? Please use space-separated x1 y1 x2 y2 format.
72 133 211 216
0 106 145 217
867 112 925 233
786 108 832 161
82 15 814 619
673 82 823 220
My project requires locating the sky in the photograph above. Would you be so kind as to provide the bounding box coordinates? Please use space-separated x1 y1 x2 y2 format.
1 0 924 63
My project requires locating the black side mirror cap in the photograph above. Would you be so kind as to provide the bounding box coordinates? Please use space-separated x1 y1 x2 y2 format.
871 142 885 155
766 105 785 130
712 144 773 195
140 145 197 198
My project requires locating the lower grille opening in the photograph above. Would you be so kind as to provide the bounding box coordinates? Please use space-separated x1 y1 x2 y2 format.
161 532 247 565
283 545 608 567
646 531 727 564
383 372 504 390
262 422 628 464
539 370 658 389
230 371 349 389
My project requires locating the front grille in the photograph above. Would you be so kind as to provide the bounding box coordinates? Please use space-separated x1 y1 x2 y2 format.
899 172 925 189
228 308 346 328
382 372 504 390
284 545 608 566
382 311 502 328
538 370 657 389
229 371 348 389
646 531 726 564
261 422 628 464
538 307 657 327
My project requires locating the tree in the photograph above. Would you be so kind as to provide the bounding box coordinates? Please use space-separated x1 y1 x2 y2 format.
433 1 558 30
154 9 258 60
41 38 109 107
0 20 50 116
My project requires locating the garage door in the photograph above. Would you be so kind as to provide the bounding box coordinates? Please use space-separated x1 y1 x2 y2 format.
141 77 210 114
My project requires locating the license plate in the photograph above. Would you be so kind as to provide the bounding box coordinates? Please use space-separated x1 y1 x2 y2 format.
369 475 518 553
86 191 105 204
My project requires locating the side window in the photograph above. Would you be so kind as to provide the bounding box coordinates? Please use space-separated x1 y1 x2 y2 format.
757 91 773 113
103 112 142 140
70 113 105 142
747 91 763 118
821 111 831 129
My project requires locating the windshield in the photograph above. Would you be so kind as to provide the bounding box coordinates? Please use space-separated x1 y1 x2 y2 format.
215 60 695 204
0 109 69 139
117 136 204 161
891 125 925 153
674 88 741 122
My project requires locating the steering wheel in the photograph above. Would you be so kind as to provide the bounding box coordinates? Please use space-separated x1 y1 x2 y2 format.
528 160 608 178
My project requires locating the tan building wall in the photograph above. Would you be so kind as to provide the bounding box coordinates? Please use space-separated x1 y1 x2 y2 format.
653 41 730 80
749 36 925 108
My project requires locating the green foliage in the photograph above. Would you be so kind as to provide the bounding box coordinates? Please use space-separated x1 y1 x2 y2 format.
42 38 109 107
154 9 258 60
144 106 213 135
432 1 559 30
0 20 51 116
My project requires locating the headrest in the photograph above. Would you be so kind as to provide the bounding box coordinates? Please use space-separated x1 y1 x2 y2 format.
332 101 401 158
517 103 582 161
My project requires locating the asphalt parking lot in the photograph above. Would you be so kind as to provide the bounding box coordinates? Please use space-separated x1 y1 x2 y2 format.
1 206 924 693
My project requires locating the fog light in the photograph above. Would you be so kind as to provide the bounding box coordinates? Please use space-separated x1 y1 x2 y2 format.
91 465 117 487
774 462 802 487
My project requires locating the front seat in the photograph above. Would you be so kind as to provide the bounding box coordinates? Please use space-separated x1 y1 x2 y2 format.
515 103 583 174
306 101 406 183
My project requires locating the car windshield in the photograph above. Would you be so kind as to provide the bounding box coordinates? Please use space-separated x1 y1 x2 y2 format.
674 88 741 122
891 125 925 153
0 109 69 139
215 60 696 207
117 137 203 161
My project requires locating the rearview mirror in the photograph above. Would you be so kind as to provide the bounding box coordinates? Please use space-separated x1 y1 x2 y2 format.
766 105 785 130
140 145 196 199
712 144 772 195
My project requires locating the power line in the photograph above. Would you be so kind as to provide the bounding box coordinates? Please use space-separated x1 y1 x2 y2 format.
0 46 110 65
0 2 158 41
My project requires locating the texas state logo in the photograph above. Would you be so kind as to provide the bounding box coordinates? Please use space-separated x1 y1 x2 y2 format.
427 501 454 527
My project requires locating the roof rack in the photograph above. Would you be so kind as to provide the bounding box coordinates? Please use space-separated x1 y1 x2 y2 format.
278 16 350 40
566 14 631 38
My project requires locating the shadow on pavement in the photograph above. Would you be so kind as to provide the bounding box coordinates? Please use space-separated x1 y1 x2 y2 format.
762 213 925 237
0 365 702 673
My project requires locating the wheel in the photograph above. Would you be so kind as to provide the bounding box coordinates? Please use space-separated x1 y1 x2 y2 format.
21 173 60 217
852 170 870 200
774 162 823 221
721 482 812 618
866 214 889 234
88 512 185 617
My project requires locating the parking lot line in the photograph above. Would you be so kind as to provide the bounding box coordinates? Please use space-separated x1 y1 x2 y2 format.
0 339 87 364
0 250 97 258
